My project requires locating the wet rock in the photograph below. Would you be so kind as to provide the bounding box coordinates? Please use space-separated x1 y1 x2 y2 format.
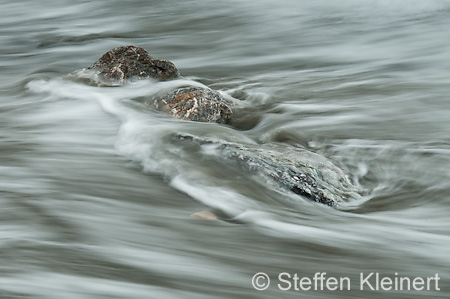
190 211 218 221
174 134 359 206
151 87 233 124
88 45 180 82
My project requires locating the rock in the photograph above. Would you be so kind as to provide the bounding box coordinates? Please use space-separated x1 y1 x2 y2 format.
151 87 233 124
173 134 359 206
190 211 218 221
88 45 180 82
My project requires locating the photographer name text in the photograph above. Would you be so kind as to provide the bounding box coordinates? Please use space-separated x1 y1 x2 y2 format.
252 272 440 292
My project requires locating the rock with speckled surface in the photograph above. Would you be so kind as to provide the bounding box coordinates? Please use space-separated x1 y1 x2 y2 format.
151 87 233 124
87 45 180 82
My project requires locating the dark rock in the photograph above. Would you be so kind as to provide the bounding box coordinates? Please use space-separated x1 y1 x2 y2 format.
173 134 359 206
88 45 180 82
151 87 233 124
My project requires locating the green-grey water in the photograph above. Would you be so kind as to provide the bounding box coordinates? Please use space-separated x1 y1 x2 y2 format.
1 0 450 298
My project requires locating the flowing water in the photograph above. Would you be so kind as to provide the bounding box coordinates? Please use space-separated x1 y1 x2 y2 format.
1 0 450 298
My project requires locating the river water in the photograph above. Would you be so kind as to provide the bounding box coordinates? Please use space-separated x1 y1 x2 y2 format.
1 0 450 298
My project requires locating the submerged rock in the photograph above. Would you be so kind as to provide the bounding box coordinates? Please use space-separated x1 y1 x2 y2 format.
88 45 180 82
151 87 233 124
174 134 359 206
190 211 218 221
